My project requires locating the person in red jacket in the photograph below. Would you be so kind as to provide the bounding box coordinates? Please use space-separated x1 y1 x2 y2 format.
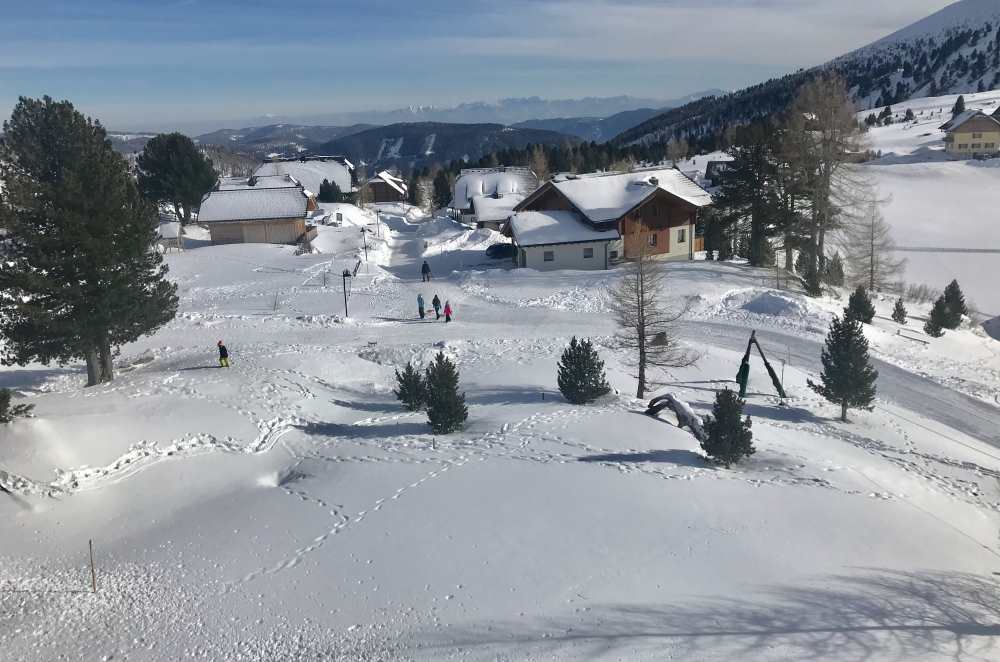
443 300 453 323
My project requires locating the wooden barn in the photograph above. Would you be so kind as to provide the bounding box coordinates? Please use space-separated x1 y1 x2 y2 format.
197 185 314 245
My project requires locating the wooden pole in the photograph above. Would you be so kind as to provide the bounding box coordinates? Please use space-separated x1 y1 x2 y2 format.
89 539 96 593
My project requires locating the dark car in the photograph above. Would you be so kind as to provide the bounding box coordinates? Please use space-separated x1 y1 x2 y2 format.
486 243 517 259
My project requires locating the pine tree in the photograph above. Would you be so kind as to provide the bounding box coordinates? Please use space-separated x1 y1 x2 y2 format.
318 178 342 203
136 132 218 225
952 95 966 117
424 352 468 433
904 108 916 122
0 96 179 386
0 388 34 423
824 253 845 287
891 297 907 324
700 389 755 468
844 286 876 324
394 362 426 411
808 315 878 422
942 279 967 329
924 296 948 337
432 170 452 210
557 337 611 404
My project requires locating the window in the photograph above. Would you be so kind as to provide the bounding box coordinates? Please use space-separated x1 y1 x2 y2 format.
336 212 343 222
677 228 687 243
972 143 982 150
958 144 969 150
985 143 997 150
609 250 619 260
648 234 657 247
543 250 554 262
972 132 983 139
583 247 594 259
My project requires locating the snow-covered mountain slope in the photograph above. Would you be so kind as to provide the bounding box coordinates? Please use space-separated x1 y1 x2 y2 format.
617 0 1000 147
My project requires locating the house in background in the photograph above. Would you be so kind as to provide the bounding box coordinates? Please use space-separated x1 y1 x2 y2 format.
470 193 526 231
504 210 620 270
367 170 408 203
512 167 712 266
450 167 538 224
704 160 732 187
940 111 1000 157
198 181 314 245
254 156 355 198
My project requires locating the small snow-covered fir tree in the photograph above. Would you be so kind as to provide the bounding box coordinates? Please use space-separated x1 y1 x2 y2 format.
700 389 754 468
0 388 34 423
891 297 907 324
924 296 948 338
809 315 878 422
393 362 426 411
942 279 967 329
844 286 875 324
424 352 468 434
952 95 966 118
557 337 611 404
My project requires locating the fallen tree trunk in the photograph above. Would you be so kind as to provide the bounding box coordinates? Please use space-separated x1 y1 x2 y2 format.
645 392 707 443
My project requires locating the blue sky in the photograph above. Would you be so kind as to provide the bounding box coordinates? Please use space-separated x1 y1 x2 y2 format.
0 0 955 131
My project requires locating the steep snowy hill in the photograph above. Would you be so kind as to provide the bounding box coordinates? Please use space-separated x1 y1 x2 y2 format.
616 0 1000 148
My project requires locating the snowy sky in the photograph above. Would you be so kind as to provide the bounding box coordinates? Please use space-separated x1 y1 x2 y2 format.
0 0 957 132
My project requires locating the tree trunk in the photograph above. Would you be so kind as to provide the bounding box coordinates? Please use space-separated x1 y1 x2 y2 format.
841 400 848 422
172 201 184 226
181 204 192 226
98 340 114 384
85 349 101 387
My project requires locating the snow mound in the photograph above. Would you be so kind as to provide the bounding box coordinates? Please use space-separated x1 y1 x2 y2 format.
740 291 809 317
424 227 502 257
706 288 833 334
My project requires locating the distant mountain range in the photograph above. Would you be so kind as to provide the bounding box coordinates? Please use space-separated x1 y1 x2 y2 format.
615 0 1000 147
512 107 667 143
315 122 578 171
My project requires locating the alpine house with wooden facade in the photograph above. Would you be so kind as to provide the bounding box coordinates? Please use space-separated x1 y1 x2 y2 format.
198 176 316 245
504 167 712 271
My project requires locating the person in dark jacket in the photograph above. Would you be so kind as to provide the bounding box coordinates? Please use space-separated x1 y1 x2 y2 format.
421 260 431 282
443 300 453 323
417 293 426 319
432 294 442 320
217 340 230 368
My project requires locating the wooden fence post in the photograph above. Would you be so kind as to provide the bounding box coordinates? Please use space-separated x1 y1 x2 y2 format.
89 539 97 593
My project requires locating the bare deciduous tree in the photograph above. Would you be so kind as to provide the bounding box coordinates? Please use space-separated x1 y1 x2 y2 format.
666 137 689 168
609 246 698 399
840 199 906 292
355 165 372 207
529 145 550 185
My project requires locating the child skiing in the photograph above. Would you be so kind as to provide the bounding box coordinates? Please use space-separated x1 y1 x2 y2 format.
417 293 426 320
217 340 230 368
443 300 453 323
432 294 442 320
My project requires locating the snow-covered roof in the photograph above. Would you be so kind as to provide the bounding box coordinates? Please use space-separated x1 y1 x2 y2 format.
254 159 353 197
471 193 526 224
197 187 309 223
217 174 301 191
451 167 538 210
551 168 712 223
506 210 620 247
369 170 407 196
939 110 1000 132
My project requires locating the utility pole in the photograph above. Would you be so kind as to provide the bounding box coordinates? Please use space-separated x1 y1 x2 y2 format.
341 270 352 318
361 227 368 261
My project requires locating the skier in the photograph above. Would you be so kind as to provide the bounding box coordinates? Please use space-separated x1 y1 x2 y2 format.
432 294 442 320
421 260 431 282
443 300 453 323
217 340 230 368
417 293 426 320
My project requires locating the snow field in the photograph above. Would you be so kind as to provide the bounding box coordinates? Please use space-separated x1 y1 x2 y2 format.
0 205 999 660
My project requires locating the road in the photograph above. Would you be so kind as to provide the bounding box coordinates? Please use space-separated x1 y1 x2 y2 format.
683 321 1000 448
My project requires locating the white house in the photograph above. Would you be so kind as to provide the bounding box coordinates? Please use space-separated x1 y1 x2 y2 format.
450 167 538 223
504 210 620 271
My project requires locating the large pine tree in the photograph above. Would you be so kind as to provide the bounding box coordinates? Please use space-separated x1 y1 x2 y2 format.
0 96 179 386
424 352 468 433
557 337 611 404
808 315 878 422
924 296 949 338
136 132 217 225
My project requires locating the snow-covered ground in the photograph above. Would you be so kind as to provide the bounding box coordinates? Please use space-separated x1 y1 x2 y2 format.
857 90 1000 315
2 206 1000 661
